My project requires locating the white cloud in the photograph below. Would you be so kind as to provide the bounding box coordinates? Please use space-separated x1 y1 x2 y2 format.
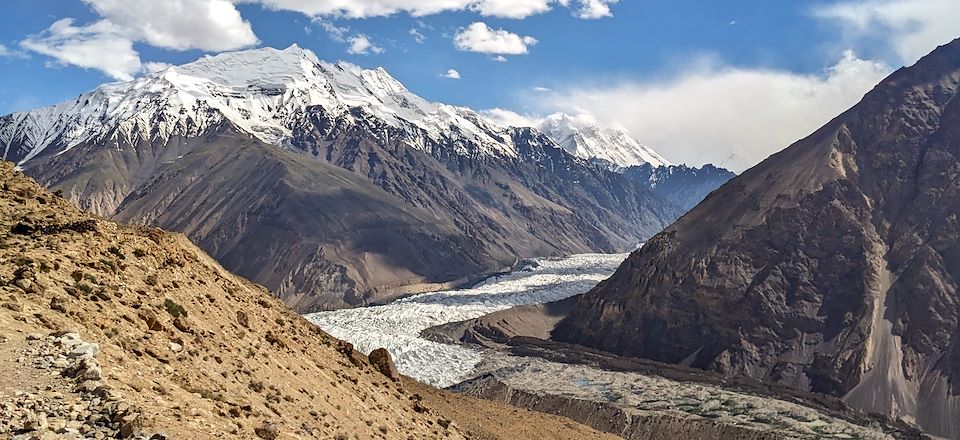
21 0 258 80
454 22 537 55
81 0 258 51
492 55 508 62
0 44 28 59
533 86 551 92
443 69 461 79
143 61 173 73
314 19 350 42
409 27 426 43
249 0 615 19
20 18 142 81
535 51 891 171
482 108 539 127
573 0 618 19
313 19 384 54
348 35 384 54
471 0 552 18
812 0 960 63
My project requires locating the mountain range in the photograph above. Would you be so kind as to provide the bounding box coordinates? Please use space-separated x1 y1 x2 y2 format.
0 45 729 312
555 38 960 438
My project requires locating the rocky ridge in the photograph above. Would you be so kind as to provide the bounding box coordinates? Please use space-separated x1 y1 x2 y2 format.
554 38 960 438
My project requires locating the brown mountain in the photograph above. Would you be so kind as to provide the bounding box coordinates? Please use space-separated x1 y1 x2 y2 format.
554 38 960 438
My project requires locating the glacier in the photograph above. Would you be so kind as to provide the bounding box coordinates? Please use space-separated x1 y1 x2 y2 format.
304 253 627 388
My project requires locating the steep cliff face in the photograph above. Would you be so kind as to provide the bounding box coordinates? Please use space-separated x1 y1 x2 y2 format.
555 39 960 437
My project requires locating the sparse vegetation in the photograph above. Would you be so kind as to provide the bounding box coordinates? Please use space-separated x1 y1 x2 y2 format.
100 259 118 273
74 282 94 295
163 298 187 318
108 245 125 259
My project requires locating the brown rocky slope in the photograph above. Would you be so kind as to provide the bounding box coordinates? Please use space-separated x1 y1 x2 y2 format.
555 38 960 438
0 161 615 439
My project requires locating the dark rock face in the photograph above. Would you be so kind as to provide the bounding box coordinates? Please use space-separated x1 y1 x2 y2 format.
622 164 736 211
555 38 960 438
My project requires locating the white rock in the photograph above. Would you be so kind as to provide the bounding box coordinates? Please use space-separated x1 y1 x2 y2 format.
67 343 98 359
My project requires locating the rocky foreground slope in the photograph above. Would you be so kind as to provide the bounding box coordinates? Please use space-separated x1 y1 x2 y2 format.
555 38 960 438
0 161 615 439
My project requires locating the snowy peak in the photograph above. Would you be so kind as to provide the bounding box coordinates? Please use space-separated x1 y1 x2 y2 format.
537 113 671 168
173 44 322 88
1 44 519 166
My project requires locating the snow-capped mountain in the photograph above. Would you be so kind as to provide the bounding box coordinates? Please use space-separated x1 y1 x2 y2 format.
537 113 671 169
1 44 683 313
1 44 519 166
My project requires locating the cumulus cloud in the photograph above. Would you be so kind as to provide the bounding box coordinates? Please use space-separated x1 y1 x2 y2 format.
81 0 258 51
535 51 891 171
454 22 537 55
443 69 461 79
249 0 616 19
812 0 960 63
572 0 618 19
20 19 142 81
21 0 258 80
492 55 508 62
348 35 384 54
471 0 552 18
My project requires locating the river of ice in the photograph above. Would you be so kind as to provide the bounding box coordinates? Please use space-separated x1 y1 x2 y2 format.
304 253 627 387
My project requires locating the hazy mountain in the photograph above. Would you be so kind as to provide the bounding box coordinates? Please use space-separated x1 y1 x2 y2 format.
1 45 681 312
623 163 736 211
555 39 960 437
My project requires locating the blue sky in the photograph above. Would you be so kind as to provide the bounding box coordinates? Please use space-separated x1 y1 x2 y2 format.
1 0 957 169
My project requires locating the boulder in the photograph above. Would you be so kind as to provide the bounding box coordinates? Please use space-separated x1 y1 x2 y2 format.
254 422 280 440
172 316 192 333
368 348 400 382
68 343 99 359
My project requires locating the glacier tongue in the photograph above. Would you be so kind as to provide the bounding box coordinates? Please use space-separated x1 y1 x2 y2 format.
305 253 627 388
2 44 518 166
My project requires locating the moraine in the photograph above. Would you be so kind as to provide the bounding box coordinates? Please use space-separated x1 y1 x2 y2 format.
304 253 627 387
